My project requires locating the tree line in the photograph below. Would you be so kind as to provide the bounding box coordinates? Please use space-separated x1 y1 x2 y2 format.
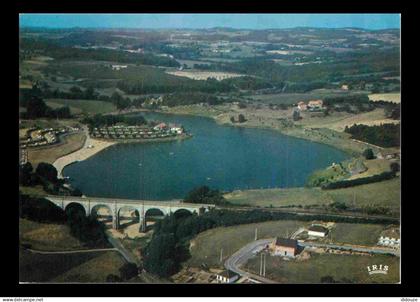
344 123 400 147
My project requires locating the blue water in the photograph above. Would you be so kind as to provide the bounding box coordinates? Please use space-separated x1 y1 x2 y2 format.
64 112 348 200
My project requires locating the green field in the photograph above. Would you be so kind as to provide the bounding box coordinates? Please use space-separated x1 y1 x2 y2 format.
329 223 387 246
224 177 400 214
187 220 304 268
19 218 85 251
52 251 125 282
45 98 117 115
243 253 399 283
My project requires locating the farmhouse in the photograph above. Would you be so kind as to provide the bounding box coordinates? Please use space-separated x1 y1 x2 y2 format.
270 237 298 257
215 270 239 284
153 123 168 131
111 64 128 71
297 101 307 111
308 225 329 237
378 228 400 248
307 99 323 111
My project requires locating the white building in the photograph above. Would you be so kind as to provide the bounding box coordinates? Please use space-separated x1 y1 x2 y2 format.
308 225 328 237
216 270 239 284
378 236 400 248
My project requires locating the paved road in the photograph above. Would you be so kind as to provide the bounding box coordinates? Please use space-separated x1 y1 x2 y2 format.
224 238 277 284
26 247 117 254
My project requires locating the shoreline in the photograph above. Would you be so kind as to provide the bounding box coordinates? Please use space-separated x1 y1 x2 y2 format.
53 129 192 178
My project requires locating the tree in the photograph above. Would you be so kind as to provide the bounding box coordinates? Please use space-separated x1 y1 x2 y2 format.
230 116 235 123
143 233 178 277
292 110 301 121
320 275 337 283
26 96 48 119
183 186 226 205
19 162 33 186
35 162 58 183
363 148 375 160
390 162 400 173
106 274 122 282
238 114 246 123
119 263 139 280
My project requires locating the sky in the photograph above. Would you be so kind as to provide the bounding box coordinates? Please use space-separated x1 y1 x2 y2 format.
19 14 400 30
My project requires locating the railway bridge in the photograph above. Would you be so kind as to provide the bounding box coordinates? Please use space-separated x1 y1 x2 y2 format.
45 195 215 232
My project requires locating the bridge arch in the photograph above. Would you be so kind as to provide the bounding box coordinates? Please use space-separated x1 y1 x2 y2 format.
64 202 87 218
173 208 194 219
90 204 113 225
117 206 140 229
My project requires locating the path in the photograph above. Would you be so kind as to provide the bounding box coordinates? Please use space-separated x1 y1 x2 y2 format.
53 127 116 178
25 247 117 254
224 238 277 284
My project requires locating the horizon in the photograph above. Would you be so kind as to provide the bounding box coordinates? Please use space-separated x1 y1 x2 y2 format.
19 14 400 30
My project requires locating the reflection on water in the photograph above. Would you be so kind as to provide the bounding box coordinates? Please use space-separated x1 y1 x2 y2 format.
64 112 348 200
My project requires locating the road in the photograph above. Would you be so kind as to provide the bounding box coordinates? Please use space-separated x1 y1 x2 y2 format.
224 238 277 284
225 237 399 284
26 247 117 254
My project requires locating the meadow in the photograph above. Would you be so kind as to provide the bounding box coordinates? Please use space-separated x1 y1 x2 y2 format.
243 253 399 283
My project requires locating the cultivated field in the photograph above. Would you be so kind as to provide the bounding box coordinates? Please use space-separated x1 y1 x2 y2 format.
368 93 400 103
243 253 399 283
297 108 399 132
45 99 117 115
224 177 401 214
165 70 244 81
329 223 387 246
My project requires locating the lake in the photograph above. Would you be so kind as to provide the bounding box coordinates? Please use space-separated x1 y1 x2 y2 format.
63 112 348 200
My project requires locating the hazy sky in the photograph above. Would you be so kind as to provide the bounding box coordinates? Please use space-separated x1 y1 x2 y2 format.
19 14 400 30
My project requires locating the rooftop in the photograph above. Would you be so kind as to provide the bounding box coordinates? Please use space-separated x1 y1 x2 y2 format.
275 237 298 248
308 225 328 233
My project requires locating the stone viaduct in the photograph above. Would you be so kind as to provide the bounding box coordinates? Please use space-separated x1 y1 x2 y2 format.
45 195 215 232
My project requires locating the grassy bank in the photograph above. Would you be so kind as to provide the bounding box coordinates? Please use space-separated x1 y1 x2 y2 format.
224 177 400 215
19 218 84 251
27 132 86 167
243 253 399 283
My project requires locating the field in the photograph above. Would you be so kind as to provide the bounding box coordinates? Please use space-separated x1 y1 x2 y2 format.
187 220 306 268
243 253 399 283
45 98 117 115
165 70 244 81
224 177 401 214
329 223 386 246
187 220 392 270
297 108 399 132
19 218 85 251
247 90 364 105
368 93 400 103
27 132 86 167
52 251 125 282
